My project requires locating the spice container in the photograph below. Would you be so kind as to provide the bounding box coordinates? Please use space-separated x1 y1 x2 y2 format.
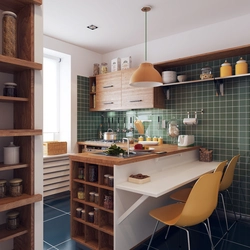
93 63 99 76
89 191 95 202
104 174 110 186
94 193 99 204
81 209 85 220
77 187 85 200
100 62 108 74
158 137 163 145
88 211 94 223
153 136 158 142
4 142 20 165
108 176 114 187
3 82 17 97
146 136 151 141
9 178 22 197
6 210 19 230
89 165 98 182
104 195 113 210
78 166 84 179
91 81 96 92
235 57 248 75
200 67 213 79
76 207 82 218
0 179 7 198
220 60 232 77
94 208 99 225
2 11 17 57
139 136 144 141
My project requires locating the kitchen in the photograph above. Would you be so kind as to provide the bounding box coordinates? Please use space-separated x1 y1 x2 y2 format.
1 0 250 250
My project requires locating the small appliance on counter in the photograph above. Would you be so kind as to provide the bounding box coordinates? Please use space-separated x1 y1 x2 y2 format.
178 135 194 147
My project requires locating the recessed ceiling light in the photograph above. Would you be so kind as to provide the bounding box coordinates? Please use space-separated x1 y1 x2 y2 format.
87 24 98 30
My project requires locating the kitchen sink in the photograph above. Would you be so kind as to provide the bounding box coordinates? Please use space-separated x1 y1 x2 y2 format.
91 151 151 158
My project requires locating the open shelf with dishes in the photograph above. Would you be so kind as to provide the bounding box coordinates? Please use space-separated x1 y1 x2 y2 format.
70 157 114 250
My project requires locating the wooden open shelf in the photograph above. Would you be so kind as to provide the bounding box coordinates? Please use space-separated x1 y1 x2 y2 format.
0 163 28 171
0 194 42 212
0 129 42 137
0 224 28 243
0 96 29 102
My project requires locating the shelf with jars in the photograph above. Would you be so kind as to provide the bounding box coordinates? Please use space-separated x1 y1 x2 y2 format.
70 157 114 250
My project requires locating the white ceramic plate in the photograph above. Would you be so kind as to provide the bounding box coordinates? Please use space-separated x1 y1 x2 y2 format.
130 147 155 152
138 141 158 146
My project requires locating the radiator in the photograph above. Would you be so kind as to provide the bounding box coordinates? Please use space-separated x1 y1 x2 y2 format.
43 155 70 197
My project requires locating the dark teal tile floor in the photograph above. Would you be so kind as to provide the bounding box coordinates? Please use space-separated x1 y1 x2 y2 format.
44 192 250 250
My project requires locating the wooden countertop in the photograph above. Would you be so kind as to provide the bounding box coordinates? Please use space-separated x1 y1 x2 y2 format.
70 144 200 166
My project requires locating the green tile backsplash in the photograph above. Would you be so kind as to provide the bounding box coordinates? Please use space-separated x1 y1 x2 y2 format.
77 54 250 216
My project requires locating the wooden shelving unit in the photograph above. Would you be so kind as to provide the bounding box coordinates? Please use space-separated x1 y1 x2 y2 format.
0 0 43 249
70 156 114 250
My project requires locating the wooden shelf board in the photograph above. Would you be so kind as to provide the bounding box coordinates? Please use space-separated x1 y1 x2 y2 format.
0 129 42 137
0 193 42 212
0 55 42 73
0 224 28 242
0 96 29 102
0 163 28 171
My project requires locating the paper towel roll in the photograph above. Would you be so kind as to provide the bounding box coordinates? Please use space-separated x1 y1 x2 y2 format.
183 118 198 125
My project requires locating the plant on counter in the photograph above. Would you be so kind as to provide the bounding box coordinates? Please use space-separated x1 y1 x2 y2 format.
104 144 126 156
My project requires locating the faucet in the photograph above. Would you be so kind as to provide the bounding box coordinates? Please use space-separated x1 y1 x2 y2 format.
122 138 130 156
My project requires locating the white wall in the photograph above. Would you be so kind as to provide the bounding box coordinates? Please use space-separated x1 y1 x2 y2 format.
43 36 102 153
102 13 250 70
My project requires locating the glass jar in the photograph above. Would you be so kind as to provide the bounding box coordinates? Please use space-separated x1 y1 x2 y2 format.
0 179 7 198
89 191 95 202
76 207 82 218
89 165 98 182
100 62 108 74
94 208 99 225
104 195 113 210
88 211 94 223
138 136 144 141
104 174 110 186
78 166 84 179
81 209 85 220
146 136 151 141
2 11 17 57
9 178 22 197
200 67 213 80
6 210 19 230
153 136 158 142
91 81 96 92
93 63 99 76
77 187 85 200
94 193 99 204
158 137 163 145
108 176 114 187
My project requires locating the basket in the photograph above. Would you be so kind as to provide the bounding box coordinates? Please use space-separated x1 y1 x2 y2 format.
199 148 213 162
43 141 67 155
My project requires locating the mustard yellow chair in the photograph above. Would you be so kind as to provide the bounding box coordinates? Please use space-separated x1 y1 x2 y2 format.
219 154 240 231
147 172 222 250
170 160 228 203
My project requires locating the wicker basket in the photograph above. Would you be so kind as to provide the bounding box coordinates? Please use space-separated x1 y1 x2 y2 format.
199 148 213 162
43 141 67 155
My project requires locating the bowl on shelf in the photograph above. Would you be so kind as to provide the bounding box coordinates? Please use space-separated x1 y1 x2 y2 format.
177 75 187 82
162 71 177 84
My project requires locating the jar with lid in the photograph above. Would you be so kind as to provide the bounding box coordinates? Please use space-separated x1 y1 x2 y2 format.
0 179 7 198
81 209 85 220
6 210 19 230
89 191 95 202
3 82 17 97
9 178 22 197
153 136 158 142
93 63 99 76
94 208 99 225
88 211 94 223
2 11 17 57
76 207 82 218
220 60 232 77
77 187 85 200
89 165 98 182
104 195 113 210
94 193 99 204
78 166 84 179
235 57 248 75
200 67 213 79
100 62 108 74
146 136 151 141
108 176 114 187
138 136 144 141
158 137 163 145
104 174 110 186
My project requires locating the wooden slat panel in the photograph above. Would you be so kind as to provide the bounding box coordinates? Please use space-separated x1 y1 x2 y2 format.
43 165 69 174
43 181 70 191
43 160 69 168
44 170 69 179
44 176 70 185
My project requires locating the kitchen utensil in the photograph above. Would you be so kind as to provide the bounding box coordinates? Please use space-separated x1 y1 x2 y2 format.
235 57 248 75
134 118 144 134
177 75 187 82
103 129 117 141
178 135 194 147
122 117 127 132
220 60 232 77
129 117 134 132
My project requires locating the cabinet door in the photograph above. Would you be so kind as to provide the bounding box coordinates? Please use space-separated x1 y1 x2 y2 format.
96 72 121 110
121 68 165 109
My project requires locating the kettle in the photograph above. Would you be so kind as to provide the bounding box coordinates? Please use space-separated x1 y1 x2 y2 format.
235 57 248 75
220 60 232 77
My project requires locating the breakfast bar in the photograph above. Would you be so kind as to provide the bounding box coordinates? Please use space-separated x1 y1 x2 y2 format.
70 144 219 250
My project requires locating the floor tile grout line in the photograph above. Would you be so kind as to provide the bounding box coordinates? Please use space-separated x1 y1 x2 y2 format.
44 213 70 223
54 238 73 248
43 240 57 249
44 203 70 215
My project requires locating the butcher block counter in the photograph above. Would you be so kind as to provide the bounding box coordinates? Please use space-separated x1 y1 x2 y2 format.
70 144 218 250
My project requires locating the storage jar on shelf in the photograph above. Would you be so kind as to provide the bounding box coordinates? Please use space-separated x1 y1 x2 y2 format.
235 57 248 75
220 60 232 77
0 179 7 198
9 178 23 197
6 210 20 230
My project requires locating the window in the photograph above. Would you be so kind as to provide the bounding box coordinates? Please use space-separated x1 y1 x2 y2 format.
43 55 61 141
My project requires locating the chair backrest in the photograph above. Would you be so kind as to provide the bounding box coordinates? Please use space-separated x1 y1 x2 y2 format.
219 154 240 191
176 171 222 227
214 160 228 173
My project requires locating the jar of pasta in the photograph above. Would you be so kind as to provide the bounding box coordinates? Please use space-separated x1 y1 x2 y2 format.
9 178 22 197
100 62 108 74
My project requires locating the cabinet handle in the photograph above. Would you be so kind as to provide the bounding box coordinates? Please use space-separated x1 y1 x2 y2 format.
103 102 114 105
129 100 142 102
103 85 114 88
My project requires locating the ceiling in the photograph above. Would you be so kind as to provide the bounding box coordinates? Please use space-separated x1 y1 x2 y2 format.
43 0 250 54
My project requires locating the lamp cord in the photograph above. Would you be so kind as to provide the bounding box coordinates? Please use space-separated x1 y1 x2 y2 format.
144 10 148 62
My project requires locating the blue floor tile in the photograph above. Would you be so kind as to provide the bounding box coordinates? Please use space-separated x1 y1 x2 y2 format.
44 204 66 221
54 239 76 250
44 196 71 213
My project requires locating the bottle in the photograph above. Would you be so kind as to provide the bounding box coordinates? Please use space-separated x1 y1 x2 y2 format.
91 81 96 92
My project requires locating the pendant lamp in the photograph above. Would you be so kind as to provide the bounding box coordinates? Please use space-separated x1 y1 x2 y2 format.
129 6 163 87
